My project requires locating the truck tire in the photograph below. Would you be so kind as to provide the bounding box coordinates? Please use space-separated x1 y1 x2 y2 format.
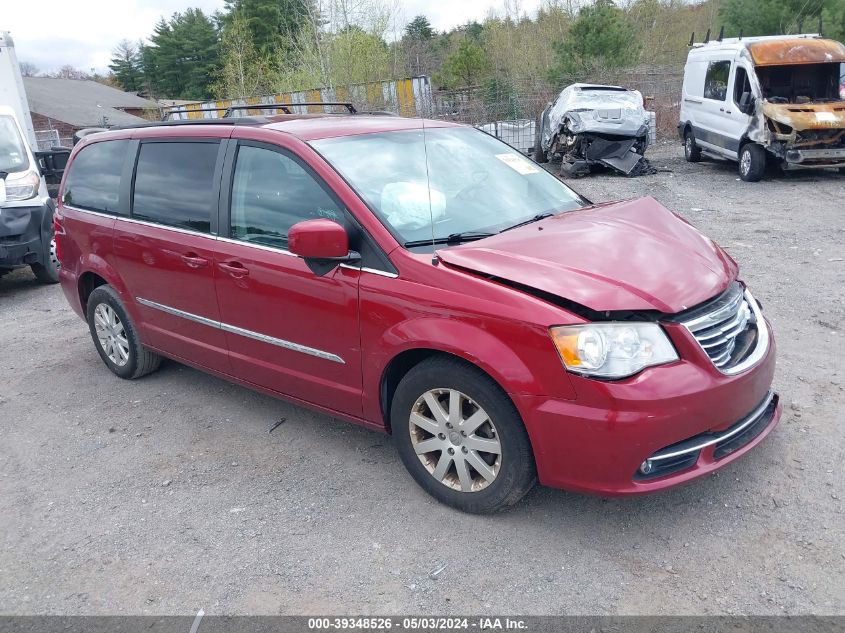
739 143 766 182
684 130 702 162
30 236 60 284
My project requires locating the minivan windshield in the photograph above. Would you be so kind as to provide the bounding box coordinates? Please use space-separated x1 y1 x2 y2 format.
0 115 30 173
311 127 585 248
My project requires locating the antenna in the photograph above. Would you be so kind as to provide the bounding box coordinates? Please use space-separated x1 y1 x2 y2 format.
739 29 743 40
798 17 804 34
689 31 695 47
417 85 437 264
704 28 711 43
717 26 724 41
819 15 823 36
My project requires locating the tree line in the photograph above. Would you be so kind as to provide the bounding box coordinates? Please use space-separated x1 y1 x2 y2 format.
86 0 845 102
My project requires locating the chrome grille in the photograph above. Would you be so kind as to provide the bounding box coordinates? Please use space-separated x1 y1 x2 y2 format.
681 283 768 374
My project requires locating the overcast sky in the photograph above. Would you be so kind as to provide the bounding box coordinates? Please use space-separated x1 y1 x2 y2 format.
4 0 546 74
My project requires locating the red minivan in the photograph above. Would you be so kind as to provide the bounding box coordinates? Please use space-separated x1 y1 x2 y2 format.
55 112 780 512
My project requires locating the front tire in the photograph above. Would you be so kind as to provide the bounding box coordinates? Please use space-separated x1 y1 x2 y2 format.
86 285 161 379
739 143 766 182
392 356 536 513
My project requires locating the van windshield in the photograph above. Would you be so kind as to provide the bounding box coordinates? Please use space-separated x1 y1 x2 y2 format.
0 115 30 173
311 126 585 248
758 62 845 103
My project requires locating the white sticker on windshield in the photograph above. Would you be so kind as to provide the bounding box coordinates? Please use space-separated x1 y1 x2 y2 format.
815 111 836 122
495 153 539 175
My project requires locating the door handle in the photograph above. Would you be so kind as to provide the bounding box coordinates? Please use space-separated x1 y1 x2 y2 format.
725 110 732 114
219 261 250 277
180 252 209 268
719 107 725 112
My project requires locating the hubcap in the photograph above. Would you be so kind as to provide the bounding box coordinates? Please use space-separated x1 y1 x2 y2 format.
741 150 751 175
685 136 692 155
409 388 502 493
94 304 130 367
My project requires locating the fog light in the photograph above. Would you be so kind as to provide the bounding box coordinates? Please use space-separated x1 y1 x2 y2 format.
639 459 653 474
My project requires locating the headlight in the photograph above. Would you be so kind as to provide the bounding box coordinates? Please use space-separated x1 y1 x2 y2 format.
549 323 678 379
4 170 40 201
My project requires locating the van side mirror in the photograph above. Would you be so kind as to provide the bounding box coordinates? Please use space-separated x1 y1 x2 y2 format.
288 218 360 276
739 92 755 115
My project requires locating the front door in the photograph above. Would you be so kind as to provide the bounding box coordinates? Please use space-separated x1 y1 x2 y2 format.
213 141 363 418
112 139 231 373
717 62 755 158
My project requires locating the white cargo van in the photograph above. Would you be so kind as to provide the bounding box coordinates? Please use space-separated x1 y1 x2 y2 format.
679 34 845 181
0 31 61 283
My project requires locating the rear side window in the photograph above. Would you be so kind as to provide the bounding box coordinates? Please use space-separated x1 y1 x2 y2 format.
132 141 219 233
704 61 731 101
63 140 129 214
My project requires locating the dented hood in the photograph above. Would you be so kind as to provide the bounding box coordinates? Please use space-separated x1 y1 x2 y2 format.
762 101 845 131
437 197 738 314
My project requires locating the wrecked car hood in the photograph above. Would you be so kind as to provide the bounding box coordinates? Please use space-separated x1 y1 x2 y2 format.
762 101 845 131
437 196 737 314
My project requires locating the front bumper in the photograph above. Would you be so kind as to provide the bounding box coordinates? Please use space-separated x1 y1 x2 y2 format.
783 147 845 168
514 320 779 495
0 203 50 268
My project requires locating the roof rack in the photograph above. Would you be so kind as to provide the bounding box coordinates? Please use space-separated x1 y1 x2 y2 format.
225 102 357 116
162 101 358 120
689 31 822 48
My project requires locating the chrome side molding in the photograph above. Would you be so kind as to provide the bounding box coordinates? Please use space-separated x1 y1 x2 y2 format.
136 297 345 364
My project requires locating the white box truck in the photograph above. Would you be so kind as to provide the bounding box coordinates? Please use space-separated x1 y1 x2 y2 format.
0 30 62 283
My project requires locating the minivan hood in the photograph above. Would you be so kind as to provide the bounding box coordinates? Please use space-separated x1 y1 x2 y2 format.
436 196 737 314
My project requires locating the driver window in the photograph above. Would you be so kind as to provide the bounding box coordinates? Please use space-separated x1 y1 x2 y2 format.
230 145 344 249
733 66 751 105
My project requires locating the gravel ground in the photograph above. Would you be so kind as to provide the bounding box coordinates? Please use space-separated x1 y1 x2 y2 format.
0 143 843 616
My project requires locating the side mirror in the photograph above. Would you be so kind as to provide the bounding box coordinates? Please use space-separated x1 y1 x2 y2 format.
739 91 755 115
288 218 360 276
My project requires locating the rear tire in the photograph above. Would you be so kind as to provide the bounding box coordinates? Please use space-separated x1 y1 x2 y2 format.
31 236 60 284
684 130 702 163
392 356 536 513
739 143 766 182
86 285 161 379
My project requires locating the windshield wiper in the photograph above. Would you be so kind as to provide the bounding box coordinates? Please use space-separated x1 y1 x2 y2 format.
499 213 553 233
403 231 496 248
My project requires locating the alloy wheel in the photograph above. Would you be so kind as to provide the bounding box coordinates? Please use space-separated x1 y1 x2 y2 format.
740 150 751 176
409 388 502 493
94 303 130 367
685 136 692 158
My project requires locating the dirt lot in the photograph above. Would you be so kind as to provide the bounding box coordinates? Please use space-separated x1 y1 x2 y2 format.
0 143 843 616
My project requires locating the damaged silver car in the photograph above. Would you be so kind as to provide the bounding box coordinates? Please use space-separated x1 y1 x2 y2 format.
534 84 652 176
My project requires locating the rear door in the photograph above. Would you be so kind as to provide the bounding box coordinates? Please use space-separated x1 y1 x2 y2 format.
112 137 231 373
212 138 364 417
